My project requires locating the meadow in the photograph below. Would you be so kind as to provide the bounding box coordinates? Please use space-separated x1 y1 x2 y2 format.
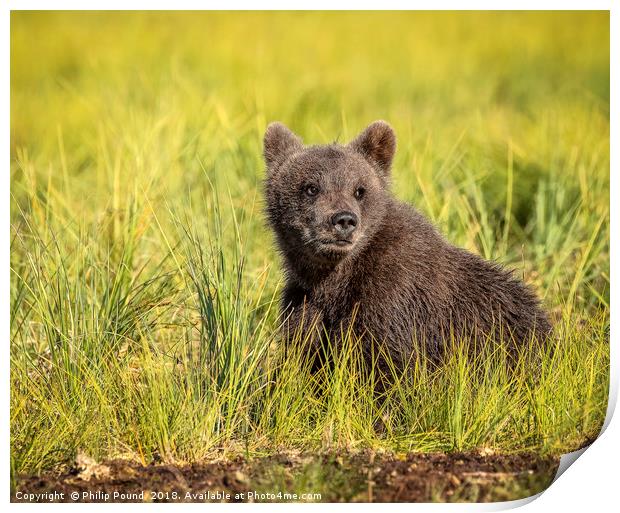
10 11 609 501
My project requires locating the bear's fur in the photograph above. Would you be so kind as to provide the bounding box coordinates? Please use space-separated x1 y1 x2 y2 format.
263 120 551 371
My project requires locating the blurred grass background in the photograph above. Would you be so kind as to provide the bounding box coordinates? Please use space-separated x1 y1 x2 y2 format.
10 11 609 475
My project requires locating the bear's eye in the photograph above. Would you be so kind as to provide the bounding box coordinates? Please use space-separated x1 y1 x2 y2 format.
304 184 320 197
354 187 366 200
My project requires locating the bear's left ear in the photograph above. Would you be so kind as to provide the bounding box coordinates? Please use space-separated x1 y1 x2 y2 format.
347 120 396 177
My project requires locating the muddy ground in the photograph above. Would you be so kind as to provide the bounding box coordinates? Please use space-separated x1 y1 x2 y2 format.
13 451 559 503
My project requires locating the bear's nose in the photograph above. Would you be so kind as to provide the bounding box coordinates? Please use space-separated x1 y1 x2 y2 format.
331 211 358 236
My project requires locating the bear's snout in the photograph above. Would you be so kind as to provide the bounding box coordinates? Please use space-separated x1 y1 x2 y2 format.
331 211 358 238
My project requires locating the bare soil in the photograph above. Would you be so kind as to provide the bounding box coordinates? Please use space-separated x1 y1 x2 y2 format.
13 451 559 503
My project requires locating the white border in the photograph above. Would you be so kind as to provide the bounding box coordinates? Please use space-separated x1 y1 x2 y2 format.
2 1 616 10
4 3 616 511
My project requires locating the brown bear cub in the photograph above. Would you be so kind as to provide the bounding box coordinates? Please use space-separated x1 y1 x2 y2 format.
263 120 551 373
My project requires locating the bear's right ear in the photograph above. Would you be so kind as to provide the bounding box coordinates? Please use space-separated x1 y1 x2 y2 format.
263 122 303 171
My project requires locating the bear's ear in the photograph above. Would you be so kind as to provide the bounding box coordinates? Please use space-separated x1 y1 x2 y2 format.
263 122 303 171
347 120 396 177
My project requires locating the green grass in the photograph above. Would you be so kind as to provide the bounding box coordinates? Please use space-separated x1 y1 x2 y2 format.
10 11 609 476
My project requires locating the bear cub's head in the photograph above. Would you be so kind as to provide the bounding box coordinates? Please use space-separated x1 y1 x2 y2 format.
264 121 396 266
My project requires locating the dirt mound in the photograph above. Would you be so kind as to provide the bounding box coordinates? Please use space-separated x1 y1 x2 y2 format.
13 451 559 503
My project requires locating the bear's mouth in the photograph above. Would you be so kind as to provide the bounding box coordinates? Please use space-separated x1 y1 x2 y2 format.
310 239 356 262
297 232 359 263
319 238 353 248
